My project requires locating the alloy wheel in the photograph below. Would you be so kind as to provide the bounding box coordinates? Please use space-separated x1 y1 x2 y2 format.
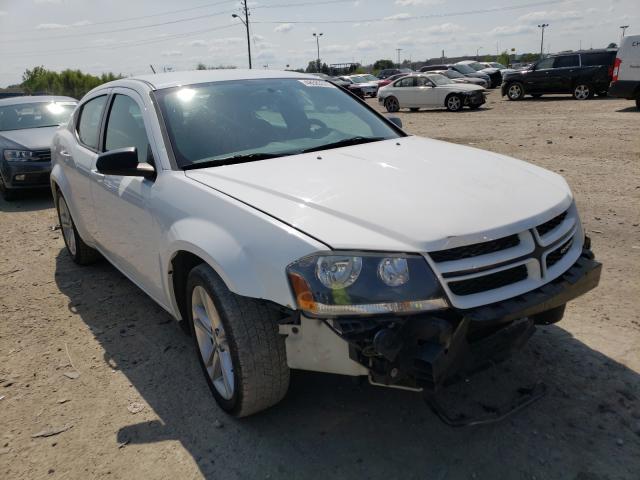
447 95 462 111
508 84 523 100
58 197 77 256
574 84 590 100
385 97 399 113
191 285 235 400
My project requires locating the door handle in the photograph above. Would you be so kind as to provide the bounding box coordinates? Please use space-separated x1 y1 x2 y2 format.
60 150 71 157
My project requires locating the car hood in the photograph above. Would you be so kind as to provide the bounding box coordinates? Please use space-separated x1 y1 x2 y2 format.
478 67 500 74
0 126 60 150
185 136 572 252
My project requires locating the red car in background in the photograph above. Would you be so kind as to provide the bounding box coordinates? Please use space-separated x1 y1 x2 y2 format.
378 72 411 88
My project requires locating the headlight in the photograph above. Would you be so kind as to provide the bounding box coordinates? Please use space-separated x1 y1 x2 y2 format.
287 252 447 317
3 150 33 162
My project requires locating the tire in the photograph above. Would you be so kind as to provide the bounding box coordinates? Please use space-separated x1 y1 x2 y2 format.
55 192 101 265
384 96 400 113
0 175 17 201
506 82 524 101
186 264 290 417
531 94 543 99
573 83 593 100
445 94 463 112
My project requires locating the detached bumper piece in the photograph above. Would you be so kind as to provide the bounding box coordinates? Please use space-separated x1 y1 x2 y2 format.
333 248 601 393
464 91 486 106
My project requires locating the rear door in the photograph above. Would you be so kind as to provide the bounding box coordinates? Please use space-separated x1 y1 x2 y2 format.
552 54 580 92
65 91 110 239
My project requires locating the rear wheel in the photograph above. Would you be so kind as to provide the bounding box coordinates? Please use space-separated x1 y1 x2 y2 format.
186 264 290 417
445 94 463 112
573 83 593 100
55 193 101 265
384 96 400 113
506 82 524 101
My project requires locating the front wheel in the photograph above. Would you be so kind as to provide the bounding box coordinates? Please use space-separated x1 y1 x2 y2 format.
384 96 400 113
506 82 524 101
573 83 593 100
186 264 290 417
445 94 463 112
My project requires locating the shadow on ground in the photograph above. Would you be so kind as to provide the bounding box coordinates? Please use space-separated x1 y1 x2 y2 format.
54 250 640 480
0 189 53 212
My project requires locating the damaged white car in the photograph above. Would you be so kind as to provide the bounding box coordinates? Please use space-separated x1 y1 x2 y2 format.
51 70 601 418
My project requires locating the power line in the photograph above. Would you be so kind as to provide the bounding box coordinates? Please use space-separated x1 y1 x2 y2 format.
252 0 560 24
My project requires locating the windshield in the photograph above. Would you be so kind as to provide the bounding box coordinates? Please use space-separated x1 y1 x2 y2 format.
155 78 401 168
426 74 452 86
490 62 506 69
349 76 369 84
360 74 378 81
454 64 476 74
0 101 76 131
466 62 485 71
443 70 463 79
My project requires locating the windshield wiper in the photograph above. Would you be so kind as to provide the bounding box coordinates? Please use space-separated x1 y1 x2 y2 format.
183 152 292 170
300 136 386 154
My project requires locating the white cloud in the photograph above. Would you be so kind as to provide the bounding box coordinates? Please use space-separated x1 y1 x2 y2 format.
161 50 182 57
489 24 537 36
36 23 68 29
274 23 293 33
384 13 411 21
356 40 376 50
188 40 207 47
395 0 441 5
323 44 349 53
72 20 91 26
518 10 583 24
34 0 63 3
424 22 464 34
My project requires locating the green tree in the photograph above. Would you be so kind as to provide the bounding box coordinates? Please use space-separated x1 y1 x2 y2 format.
21 66 122 98
373 59 394 71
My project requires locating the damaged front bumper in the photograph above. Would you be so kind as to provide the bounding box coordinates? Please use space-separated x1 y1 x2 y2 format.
281 248 601 392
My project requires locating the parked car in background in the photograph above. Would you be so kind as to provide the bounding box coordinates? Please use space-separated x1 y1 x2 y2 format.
479 61 516 78
377 72 410 88
313 73 365 98
608 35 640 110
0 96 77 200
456 60 502 88
377 68 413 79
420 64 492 87
502 49 617 100
343 75 379 97
431 69 488 87
51 69 600 418
378 73 486 112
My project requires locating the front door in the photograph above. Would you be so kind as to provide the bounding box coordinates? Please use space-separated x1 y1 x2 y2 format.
524 57 555 93
91 89 164 303
415 76 440 106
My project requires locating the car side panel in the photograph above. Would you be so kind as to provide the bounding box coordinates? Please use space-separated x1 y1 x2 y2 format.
154 173 327 319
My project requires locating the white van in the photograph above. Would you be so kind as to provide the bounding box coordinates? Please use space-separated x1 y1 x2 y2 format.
609 34 640 109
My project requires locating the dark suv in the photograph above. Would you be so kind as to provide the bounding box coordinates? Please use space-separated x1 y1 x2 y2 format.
502 49 616 100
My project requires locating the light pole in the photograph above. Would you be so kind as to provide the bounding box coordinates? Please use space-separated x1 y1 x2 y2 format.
537 23 549 59
313 33 323 71
476 46 482 60
231 1 252 69
396 48 402 68
620 25 629 44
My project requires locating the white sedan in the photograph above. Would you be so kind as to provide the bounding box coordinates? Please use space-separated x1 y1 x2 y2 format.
378 73 486 112
51 70 599 418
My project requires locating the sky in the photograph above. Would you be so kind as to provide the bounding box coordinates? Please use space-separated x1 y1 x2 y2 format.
0 0 637 87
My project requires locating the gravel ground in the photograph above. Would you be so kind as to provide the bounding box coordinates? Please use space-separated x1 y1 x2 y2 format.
1 92 639 480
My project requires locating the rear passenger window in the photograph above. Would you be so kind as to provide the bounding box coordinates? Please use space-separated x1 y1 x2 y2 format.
77 95 107 150
554 55 579 68
581 52 615 66
104 94 152 164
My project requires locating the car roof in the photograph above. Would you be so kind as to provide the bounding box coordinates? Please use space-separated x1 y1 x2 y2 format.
0 95 77 107
104 69 319 91
552 49 616 57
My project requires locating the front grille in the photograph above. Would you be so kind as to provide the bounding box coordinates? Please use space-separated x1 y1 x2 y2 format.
448 265 528 296
537 211 567 237
546 238 573 269
31 149 51 162
430 234 520 263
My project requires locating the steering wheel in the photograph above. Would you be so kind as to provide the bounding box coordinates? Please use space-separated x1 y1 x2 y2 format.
308 118 330 139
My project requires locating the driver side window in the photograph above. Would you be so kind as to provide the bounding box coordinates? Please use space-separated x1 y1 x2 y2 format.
416 77 433 87
104 94 153 165
536 57 555 70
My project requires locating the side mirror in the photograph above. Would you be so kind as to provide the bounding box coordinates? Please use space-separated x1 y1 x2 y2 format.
96 147 155 178
387 116 403 129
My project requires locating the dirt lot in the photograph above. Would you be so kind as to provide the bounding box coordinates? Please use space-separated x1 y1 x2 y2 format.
1 92 639 480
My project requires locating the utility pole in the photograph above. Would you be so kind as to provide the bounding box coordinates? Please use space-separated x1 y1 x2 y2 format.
620 25 629 45
396 48 402 68
537 24 549 59
476 46 482 60
232 0 252 69
313 32 323 71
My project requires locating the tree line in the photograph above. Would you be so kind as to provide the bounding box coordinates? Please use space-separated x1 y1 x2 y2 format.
19 66 122 99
